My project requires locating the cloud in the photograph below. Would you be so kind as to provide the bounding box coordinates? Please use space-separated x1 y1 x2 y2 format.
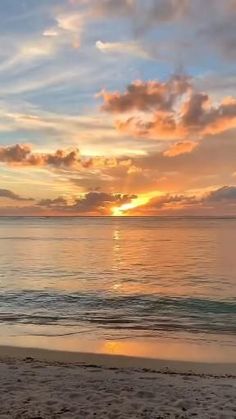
1 126 235 202
0 108 118 153
0 37 57 75
133 0 188 34
126 185 236 216
101 75 236 140
2 9 84 71
43 29 59 38
163 141 198 156
43 12 84 48
207 186 236 202
65 128 236 196
84 0 135 18
67 0 236 65
2 185 236 216
0 144 86 170
56 12 84 33
82 0 188 29
101 75 191 113
199 15 236 61
127 193 198 215
87 0 236 59
38 191 137 215
0 144 137 180
37 196 69 208
19 39 56 58
138 131 236 174
181 95 236 134
96 40 151 59
4 10 84 71
0 188 33 201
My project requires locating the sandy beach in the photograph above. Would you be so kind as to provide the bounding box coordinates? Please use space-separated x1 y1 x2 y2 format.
0 346 235 419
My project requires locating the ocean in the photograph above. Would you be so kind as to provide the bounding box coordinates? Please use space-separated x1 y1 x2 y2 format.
0 216 235 362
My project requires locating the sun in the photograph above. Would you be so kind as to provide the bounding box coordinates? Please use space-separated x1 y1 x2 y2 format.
112 207 124 216
112 196 150 216
112 191 163 216
112 202 135 216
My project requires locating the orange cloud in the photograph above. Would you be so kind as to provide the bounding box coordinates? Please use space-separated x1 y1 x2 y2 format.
163 141 198 157
101 75 191 113
116 113 186 140
126 186 236 216
181 93 236 135
127 193 198 215
0 144 135 173
1 185 236 216
101 75 236 141
34 186 236 216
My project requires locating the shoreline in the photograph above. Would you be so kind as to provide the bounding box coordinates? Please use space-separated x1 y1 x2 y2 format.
0 345 235 376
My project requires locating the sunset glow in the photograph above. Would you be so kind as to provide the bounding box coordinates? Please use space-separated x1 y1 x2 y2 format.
112 196 151 216
0 1 235 216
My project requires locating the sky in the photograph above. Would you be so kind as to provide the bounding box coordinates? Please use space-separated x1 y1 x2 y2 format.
1 0 236 216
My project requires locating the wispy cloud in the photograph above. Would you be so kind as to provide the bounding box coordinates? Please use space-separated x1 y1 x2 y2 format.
163 141 198 157
43 11 84 49
0 188 33 201
96 40 152 59
0 10 84 78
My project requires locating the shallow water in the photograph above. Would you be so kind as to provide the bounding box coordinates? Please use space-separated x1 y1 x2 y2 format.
0 217 235 362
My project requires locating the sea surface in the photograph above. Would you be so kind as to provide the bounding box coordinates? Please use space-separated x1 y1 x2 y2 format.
0 217 235 362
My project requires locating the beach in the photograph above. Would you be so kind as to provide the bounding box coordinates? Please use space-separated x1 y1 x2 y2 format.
0 346 235 419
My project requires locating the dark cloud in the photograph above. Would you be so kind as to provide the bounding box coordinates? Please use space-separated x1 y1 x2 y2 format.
0 144 88 170
73 0 236 63
73 191 137 214
38 191 137 215
207 186 236 202
84 0 188 24
133 0 189 34
37 197 68 208
0 188 33 201
0 144 31 164
90 0 134 17
200 18 236 60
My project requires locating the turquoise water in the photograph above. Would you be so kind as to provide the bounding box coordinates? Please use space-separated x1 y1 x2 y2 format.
0 217 235 361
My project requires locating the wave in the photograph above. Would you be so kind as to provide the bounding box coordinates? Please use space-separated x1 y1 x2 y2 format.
0 291 235 336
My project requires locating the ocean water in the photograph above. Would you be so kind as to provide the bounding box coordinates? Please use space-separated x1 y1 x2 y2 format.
0 217 235 362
